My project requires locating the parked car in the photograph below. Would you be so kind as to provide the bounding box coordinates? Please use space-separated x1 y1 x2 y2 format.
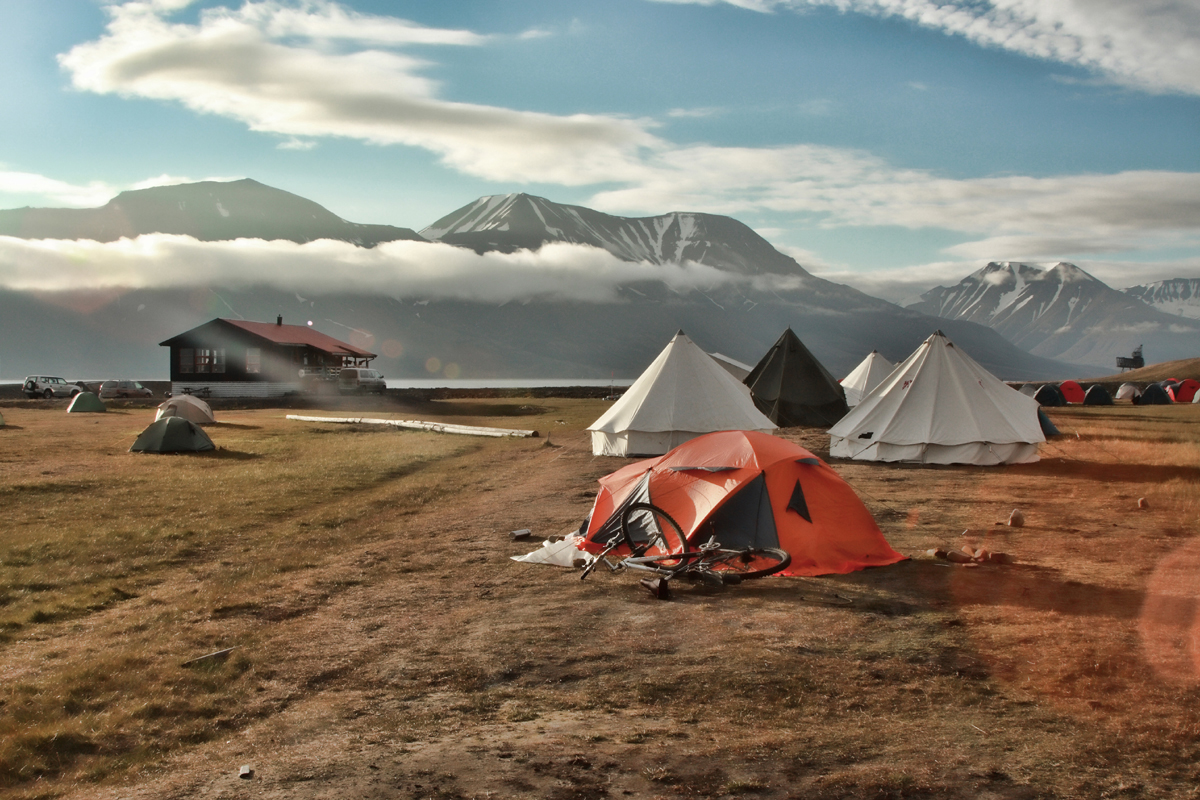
23 376 81 399
99 380 153 399
338 368 386 394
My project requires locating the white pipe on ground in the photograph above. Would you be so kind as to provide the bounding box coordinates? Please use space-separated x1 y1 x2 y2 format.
285 414 537 438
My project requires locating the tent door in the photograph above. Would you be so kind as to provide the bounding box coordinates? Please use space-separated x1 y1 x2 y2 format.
703 473 779 550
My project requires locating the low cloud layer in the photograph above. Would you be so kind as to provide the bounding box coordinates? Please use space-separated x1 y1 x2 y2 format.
50 1 1200 266
658 0 1200 96
0 234 742 302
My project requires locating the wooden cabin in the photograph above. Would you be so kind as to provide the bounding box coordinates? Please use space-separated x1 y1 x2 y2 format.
159 317 376 398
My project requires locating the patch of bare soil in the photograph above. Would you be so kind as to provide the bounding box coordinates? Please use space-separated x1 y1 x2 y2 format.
4 401 1200 800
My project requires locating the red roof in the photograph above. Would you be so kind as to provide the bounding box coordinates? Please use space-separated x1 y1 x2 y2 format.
222 319 375 358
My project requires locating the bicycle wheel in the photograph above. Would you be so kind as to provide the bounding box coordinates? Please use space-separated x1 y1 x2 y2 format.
620 502 691 561
702 547 791 579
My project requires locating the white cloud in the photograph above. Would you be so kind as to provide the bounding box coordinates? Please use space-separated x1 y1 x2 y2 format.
0 234 744 302
653 0 1200 96
0 171 116 207
60 0 660 187
45 0 1200 270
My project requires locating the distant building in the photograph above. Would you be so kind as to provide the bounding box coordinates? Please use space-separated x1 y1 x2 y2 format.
159 317 376 398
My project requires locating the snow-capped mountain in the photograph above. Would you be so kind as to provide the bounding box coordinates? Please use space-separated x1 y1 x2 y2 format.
907 262 1199 368
1124 279 1200 320
421 193 806 276
0 179 423 246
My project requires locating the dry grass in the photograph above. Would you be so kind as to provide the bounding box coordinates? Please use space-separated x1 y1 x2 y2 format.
1 398 1199 799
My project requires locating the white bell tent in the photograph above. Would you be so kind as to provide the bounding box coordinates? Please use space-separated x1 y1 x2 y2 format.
828 331 1045 465
588 331 776 457
841 351 895 407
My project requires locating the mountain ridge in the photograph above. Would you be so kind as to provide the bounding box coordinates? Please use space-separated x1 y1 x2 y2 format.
906 261 1199 368
1 181 1090 382
0 178 424 246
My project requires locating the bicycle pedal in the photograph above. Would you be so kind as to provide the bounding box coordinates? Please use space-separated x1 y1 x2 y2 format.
639 578 672 600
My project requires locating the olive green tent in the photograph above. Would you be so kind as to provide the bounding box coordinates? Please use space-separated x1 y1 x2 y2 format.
745 328 849 427
130 416 215 453
67 392 107 413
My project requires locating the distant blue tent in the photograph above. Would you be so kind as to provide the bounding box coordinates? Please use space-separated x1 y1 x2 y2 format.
1037 408 1060 437
1034 384 1066 407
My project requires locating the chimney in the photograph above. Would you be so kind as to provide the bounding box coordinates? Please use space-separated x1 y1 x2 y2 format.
277 315 283 326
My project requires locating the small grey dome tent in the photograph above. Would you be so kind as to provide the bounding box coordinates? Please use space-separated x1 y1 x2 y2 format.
131 416 215 453
745 328 848 427
1115 383 1140 401
67 392 106 413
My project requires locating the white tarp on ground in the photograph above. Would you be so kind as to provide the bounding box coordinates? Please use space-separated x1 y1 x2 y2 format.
510 535 594 567
156 394 215 425
588 331 776 457
842 351 895 407
828 330 1045 465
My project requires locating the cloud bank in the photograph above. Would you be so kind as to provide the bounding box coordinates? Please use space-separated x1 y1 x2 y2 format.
0 234 741 302
655 0 1200 96
52 0 1200 266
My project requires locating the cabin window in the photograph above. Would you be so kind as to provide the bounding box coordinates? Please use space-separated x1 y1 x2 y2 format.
246 348 261 374
180 348 194 374
193 348 226 374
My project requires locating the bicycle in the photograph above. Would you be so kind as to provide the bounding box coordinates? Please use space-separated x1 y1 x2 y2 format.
580 502 791 599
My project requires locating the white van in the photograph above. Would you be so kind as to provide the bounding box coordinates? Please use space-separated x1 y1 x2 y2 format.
338 368 386 394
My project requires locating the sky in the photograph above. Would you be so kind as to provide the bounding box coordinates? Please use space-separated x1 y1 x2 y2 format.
1 0 1198 304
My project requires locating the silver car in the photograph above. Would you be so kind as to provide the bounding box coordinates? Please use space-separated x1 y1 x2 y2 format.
99 380 154 399
23 376 82 399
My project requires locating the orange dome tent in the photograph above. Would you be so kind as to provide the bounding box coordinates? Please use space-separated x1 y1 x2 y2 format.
578 430 905 577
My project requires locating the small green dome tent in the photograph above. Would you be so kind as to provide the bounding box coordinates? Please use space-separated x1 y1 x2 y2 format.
67 392 107 413
130 416 215 453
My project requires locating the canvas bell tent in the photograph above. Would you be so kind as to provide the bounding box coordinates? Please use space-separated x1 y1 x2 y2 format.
588 331 775 457
709 352 754 381
66 392 106 413
744 328 849 427
130 416 215 453
156 394 216 425
579 430 905 577
842 351 895 408
828 331 1045 465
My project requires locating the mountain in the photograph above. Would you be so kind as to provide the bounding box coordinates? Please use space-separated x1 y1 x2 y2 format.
1123 279 1200 320
906 262 1200 368
422 193 806 276
0 183 1084 383
0 178 424 246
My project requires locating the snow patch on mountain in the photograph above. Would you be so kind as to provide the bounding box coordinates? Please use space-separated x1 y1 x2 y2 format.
1124 278 1200 319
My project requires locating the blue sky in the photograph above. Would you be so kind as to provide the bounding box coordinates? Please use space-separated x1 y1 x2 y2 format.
1 0 1198 302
